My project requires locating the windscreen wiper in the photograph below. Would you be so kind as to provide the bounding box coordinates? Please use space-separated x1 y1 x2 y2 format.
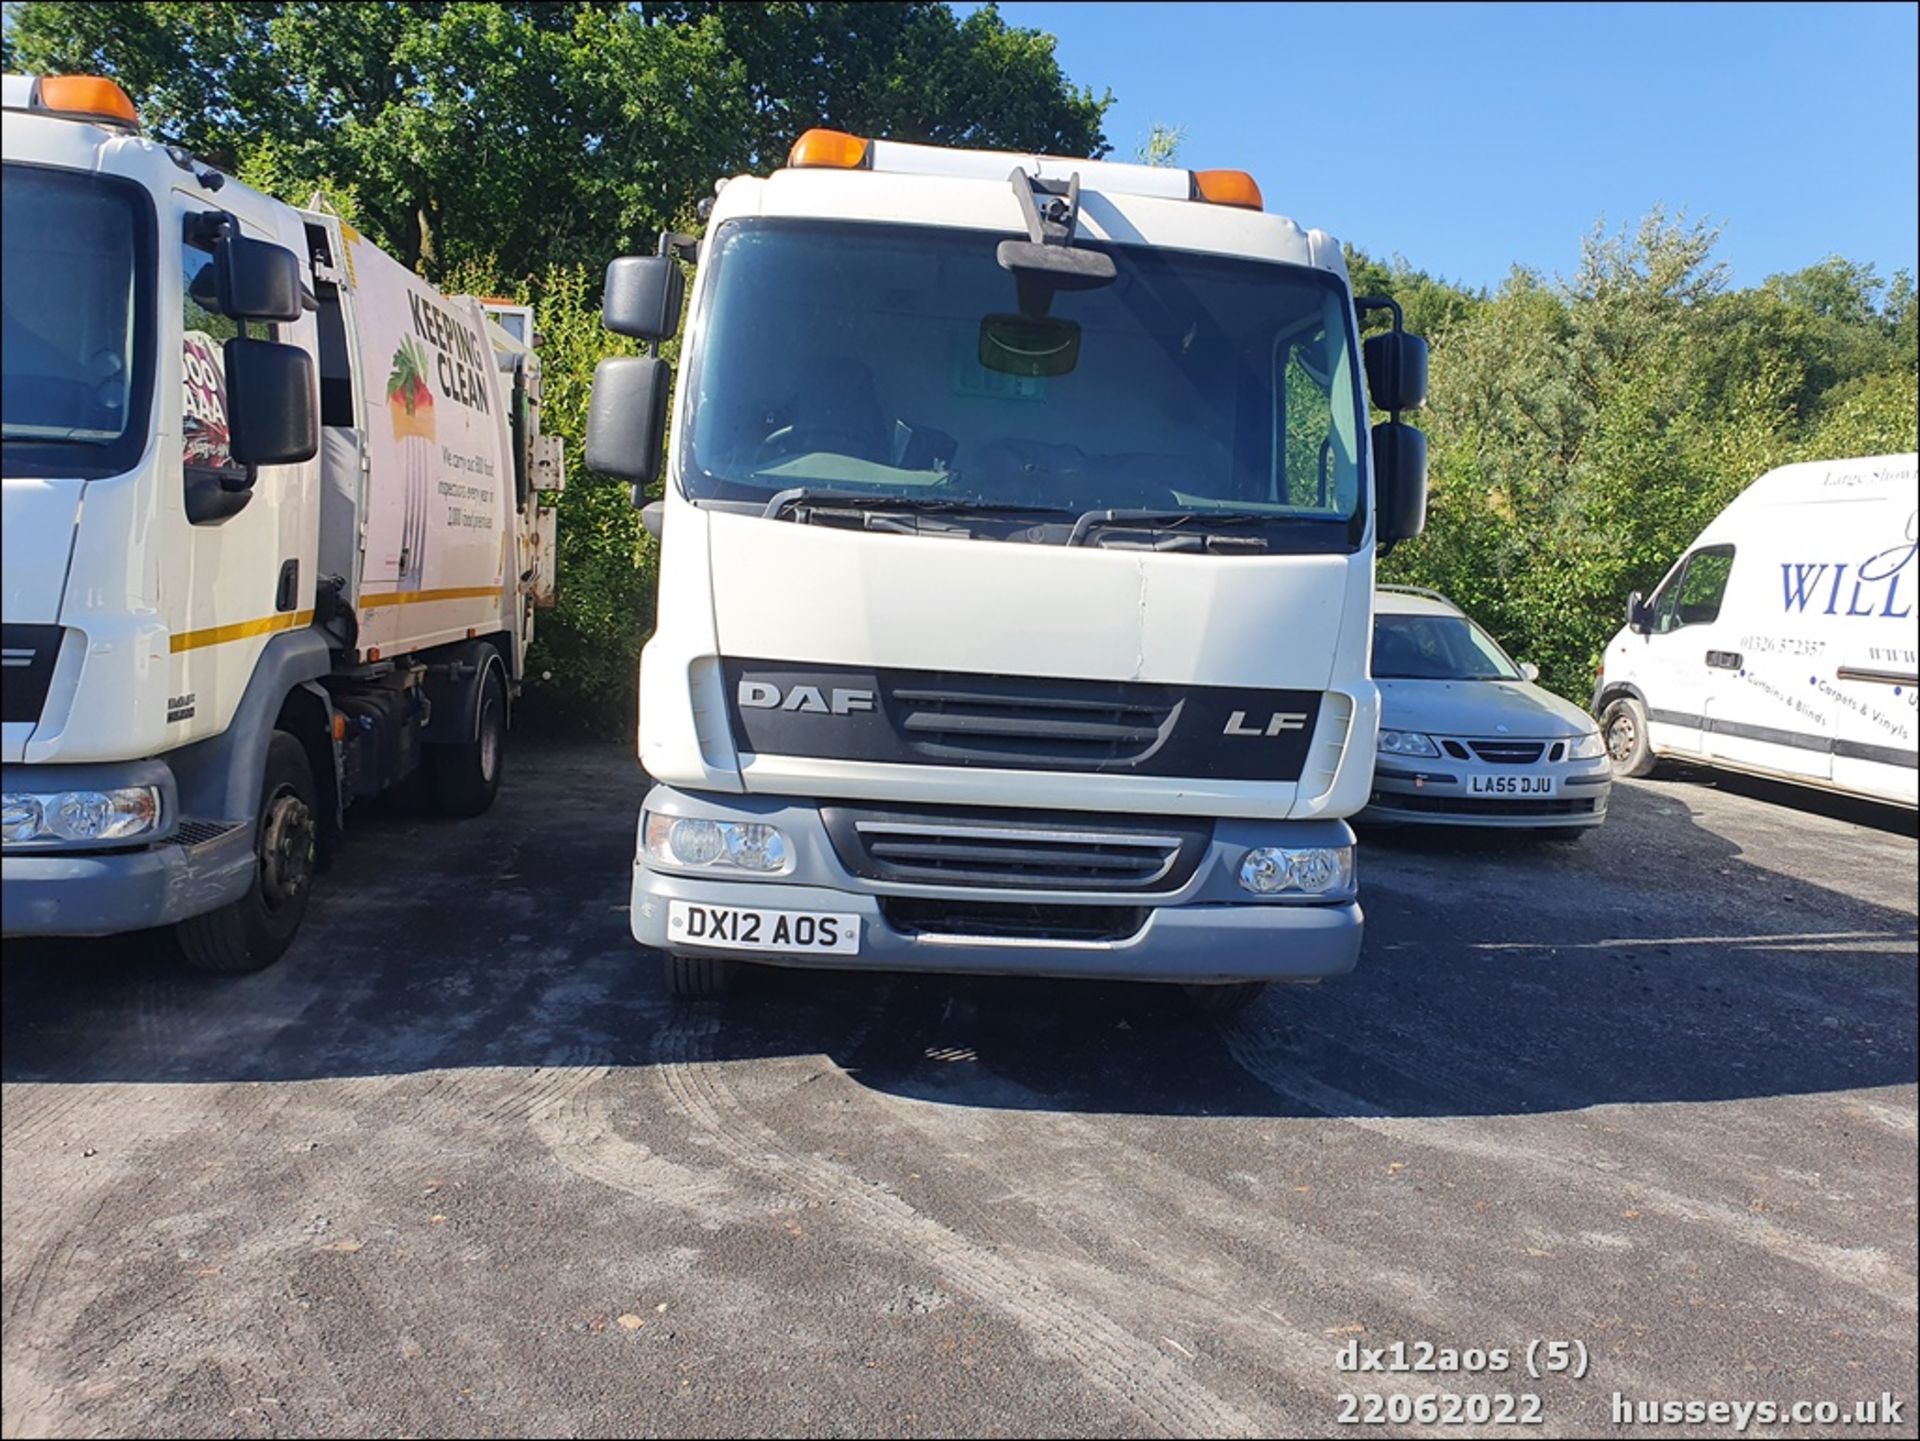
762 486 1068 522
1066 507 1285 548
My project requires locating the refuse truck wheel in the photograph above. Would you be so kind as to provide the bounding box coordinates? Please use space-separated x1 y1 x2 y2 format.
176 732 316 974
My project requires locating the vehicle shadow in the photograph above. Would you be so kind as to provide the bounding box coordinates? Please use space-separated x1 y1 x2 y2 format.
3 746 1913 1121
1646 760 1916 835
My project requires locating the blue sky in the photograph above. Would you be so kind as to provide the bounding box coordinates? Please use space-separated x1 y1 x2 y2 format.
967 1 1919 295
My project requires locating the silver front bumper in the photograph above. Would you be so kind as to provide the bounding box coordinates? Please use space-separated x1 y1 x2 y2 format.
630 784 1364 983
1362 744 1612 829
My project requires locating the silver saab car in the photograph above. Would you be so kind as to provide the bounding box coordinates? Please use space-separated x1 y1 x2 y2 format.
1363 587 1612 837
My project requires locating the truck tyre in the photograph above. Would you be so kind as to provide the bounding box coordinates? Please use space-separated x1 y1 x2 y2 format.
1600 696 1658 778
176 731 317 974
429 665 507 817
664 953 738 1000
1183 981 1266 1016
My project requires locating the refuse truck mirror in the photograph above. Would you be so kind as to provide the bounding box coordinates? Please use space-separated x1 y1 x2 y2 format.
602 256 685 342
218 235 306 323
225 337 318 468
586 354 670 487
1363 329 1429 413
1372 420 1428 553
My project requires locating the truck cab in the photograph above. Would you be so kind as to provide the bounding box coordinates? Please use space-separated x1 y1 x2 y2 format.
587 130 1429 1002
3 75 560 970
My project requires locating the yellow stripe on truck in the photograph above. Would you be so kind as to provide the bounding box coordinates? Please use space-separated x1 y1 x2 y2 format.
358 585 504 609
169 609 316 653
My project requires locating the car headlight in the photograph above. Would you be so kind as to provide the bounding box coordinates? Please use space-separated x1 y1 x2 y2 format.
1566 731 1606 761
1377 729 1440 758
1 787 162 846
1237 845 1355 898
643 812 792 874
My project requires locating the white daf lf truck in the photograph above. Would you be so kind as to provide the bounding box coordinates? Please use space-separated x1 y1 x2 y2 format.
584 128 1430 1003
2 75 562 970
1597 453 1917 808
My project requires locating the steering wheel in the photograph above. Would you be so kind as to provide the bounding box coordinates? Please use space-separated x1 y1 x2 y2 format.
758 423 875 464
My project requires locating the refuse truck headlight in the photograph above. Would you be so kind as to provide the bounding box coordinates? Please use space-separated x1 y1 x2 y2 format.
1 787 161 846
644 813 792 873
1566 731 1606 761
1237 845 1353 897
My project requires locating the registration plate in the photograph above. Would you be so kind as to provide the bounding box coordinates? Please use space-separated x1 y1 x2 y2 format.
667 901 860 954
1468 773 1557 797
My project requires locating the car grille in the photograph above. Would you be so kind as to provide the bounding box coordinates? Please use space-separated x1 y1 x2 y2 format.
1466 739 1546 764
823 805 1212 893
1371 792 1598 817
881 897 1147 943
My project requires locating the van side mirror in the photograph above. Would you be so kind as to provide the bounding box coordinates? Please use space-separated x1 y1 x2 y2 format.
602 255 684 342
1625 590 1653 634
586 354 670 490
1372 421 1428 553
218 235 306 323
225 337 317 468
1363 329 1429 412
1519 661 1540 683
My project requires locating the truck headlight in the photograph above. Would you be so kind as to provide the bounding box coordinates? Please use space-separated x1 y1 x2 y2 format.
1566 731 1606 760
1 787 161 846
1377 729 1440 758
1237 845 1354 897
643 812 792 874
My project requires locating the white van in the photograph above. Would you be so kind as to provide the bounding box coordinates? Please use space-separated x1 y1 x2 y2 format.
1594 453 1918 808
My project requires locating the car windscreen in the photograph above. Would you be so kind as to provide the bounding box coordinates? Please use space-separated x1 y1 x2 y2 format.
1 164 155 479
1373 613 1523 681
681 219 1367 549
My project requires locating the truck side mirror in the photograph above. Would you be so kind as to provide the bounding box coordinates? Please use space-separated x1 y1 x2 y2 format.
602 256 685 342
1625 590 1653 634
586 355 670 488
218 235 306 323
1363 329 1429 412
1372 421 1428 552
225 337 317 469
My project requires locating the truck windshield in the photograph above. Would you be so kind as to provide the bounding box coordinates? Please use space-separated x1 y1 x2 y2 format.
1 164 154 479
1372 613 1523 682
683 219 1367 548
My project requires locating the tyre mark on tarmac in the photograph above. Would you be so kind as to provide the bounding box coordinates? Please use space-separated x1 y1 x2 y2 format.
2 1076 383 1439
1218 1010 1918 1316
848 1074 1638 1437
649 1012 1266 1439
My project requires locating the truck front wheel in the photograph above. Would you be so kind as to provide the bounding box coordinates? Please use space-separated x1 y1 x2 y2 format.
663 953 738 1000
176 732 317 974
429 665 507 817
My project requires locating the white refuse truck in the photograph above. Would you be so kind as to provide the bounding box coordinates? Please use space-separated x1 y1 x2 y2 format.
2 75 563 969
583 127 1430 1004
1597 453 1918 808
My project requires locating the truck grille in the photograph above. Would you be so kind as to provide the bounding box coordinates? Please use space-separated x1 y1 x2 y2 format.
1 624 63 725
881 897 1147 943
890 680 1177 766
823 805 1212 893
722 660 1322 781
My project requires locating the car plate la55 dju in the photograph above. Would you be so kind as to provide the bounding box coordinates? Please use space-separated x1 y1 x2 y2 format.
1467 773 1557 796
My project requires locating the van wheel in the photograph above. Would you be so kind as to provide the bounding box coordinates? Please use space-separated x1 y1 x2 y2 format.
1601 697 1658 778
176 732 317 974
664 953 738 1000
429 665 507 817
1183 981 1266 1016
